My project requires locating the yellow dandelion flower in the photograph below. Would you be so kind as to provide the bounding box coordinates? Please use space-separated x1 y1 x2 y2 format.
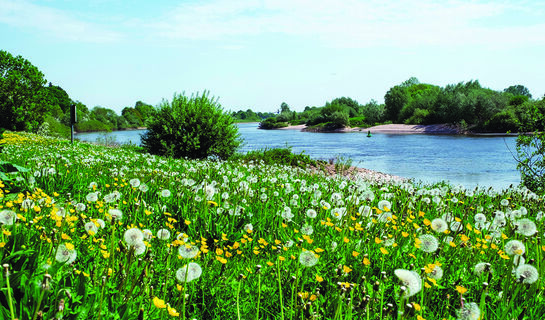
167 304 180 317
380 247 389 255
343 265 352 274
316 275 324 282
153 297 167 309
363 257 371 265
455 286 467 295
352 251 360 257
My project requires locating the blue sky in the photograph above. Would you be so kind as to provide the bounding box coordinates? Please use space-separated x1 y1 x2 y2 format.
1 0 544 114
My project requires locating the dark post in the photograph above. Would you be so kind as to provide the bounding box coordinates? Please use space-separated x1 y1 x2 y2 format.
70 104 77 143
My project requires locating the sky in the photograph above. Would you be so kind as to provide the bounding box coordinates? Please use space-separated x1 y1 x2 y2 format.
1 0 545 114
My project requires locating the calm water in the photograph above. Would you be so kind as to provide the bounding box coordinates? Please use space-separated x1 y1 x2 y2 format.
76 123 520 190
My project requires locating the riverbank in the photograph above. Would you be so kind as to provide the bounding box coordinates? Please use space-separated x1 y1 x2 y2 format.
279 123 463 134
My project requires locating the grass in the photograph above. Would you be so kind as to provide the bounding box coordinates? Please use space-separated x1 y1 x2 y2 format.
0 131 544 319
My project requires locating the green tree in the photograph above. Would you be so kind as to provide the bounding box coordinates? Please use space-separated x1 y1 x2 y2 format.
504 85 532 99
142 91 241 160
515 98 545 193
0 50 47 131
384 85 409 122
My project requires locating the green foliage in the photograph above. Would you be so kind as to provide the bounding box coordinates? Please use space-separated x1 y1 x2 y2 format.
233 147 317 168
142 91 241 160
504 84 532 99
515 98 545 193
75 119 113 132
0 50 47 131
349 116 367 127
37 115 71 138
258 117 288 129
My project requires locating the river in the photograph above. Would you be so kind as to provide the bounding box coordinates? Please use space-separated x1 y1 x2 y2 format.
76 123 520 190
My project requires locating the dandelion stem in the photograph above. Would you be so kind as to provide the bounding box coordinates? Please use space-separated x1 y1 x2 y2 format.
256 272 261 320
236 279 242 320
277 259 285 320
3 265 15 320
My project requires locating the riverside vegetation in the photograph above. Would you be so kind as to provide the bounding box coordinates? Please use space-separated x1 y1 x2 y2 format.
0 131 544 319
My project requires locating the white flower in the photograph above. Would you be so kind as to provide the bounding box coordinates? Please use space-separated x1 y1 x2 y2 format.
143 229 153 240
306 209 317 219
129 178 141 188
86 192 98 202
301 224 314 235
109 208 123 221
394 269 421 297
156 229 171 240
0 210 16 225
96 219 105 229
377 200 392 212
515 218 537 237
427 265 443 280
178 244 199 259
504 240 525 256
331 207 346 220
418 234 439 253
84 222 98 235
161 189 171 197
500 199 509 206
124 228 144 246
474 213 487 224
430 218 448 233
515 264 539 284
281 207 294 221
139 184 149 192
299 250 318 267
55 244 77 264
474 262 493 276
132 240 147 256
456 302 480 320
176 262 202 282
243 223 253 233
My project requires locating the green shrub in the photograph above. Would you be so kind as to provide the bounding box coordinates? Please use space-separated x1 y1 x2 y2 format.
233 147 317 168
37 115 71 138
516 99 545 193
258 117 288 129
75 119 112 132
349 116 367 127
141 91 241 160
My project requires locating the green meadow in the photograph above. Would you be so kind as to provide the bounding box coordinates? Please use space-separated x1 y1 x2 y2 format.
0 131 544 319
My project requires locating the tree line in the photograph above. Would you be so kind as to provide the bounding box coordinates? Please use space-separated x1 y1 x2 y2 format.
259 77 543 133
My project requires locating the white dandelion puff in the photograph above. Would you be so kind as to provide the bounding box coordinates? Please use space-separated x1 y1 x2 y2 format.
0 210 17 226
124 228 144 246
299 250 318 267
176 262 202 282
515 218 537 237
515 264 539 284
430 218 448 233
505 240 525 256
456 302 480 320
178 244 199 259
394 269 422 297
418 234 439 253
156 229 171 240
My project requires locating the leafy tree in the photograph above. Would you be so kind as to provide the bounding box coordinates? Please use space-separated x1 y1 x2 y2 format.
504 85 532 99
360 100 385 125
515 98 545 193
384 85 409 122
142 91 241 160
0 50 47 131
280 102 290 113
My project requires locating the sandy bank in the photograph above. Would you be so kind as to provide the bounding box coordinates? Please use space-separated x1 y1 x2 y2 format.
275 123 460 134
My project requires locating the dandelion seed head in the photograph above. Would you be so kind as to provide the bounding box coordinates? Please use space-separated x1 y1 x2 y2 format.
306 209 317 219
505 240 525 256
456 302 480 320
0 210 16 225
156 228 171 240
515 218 537 237
473 262 493 276
418 234 439 253
176 262 202 282
394 269 421 297
430 218 448 233
124 228 144 246
178 244 199 259
299 250 318 267
55 244 77 264
515 264 539 284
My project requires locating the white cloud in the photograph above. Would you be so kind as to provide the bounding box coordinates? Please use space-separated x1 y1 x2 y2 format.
0 0 122 43
149 0 545 48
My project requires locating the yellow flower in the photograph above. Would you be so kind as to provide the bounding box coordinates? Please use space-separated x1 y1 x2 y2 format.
167 304 180 317
455 286 467 295
343 265 352 274
362 257 371 266
65 243 75 250
316 275 324 282
380 247 389 255
153 297 167 309
352 251 360 257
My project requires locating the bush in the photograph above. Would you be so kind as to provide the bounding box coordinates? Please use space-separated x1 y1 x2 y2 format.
141 91 241 160
233 147 317 168
349 116 367 127
516 99 545 193
258 118 288 129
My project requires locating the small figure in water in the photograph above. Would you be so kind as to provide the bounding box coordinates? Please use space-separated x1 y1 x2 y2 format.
367 130 372 137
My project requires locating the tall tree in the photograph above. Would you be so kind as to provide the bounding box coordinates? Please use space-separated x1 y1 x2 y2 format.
504 85 532 99
0 50 47 131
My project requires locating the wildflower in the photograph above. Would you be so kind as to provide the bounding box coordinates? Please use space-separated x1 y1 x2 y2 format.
244 223 253 233
418 234 439 253
142 229 153 240
132 240 147 256
0 210 16 225
153 296 167 309
157 229 171 240
456 302 480 320
55 244 77 264
306 209 317 219
474 213 487 224
426 264 443 280
377 200 392 212
84 222 98 235
178 244 199 259
500 199 509 207
75 203 86 212
124 228 144 246
430 218 448 233
86 192 98 202
377 212 393 223
109 208 123 221
515 264 539 284
456 286 468 294
96 219 105 228
161 189 171 197
176 262 202 282
450 221 463 232
139 184 149 192
331 207 346 220
301 224 314 235
299 250 318 267
515 218 537 237
504 240 525 256
394 269 421 297
281 207 294 221
473 262 493 276
129 178 140 188
167 304 180 317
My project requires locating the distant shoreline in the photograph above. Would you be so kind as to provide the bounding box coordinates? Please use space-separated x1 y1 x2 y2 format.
276 123 517 135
